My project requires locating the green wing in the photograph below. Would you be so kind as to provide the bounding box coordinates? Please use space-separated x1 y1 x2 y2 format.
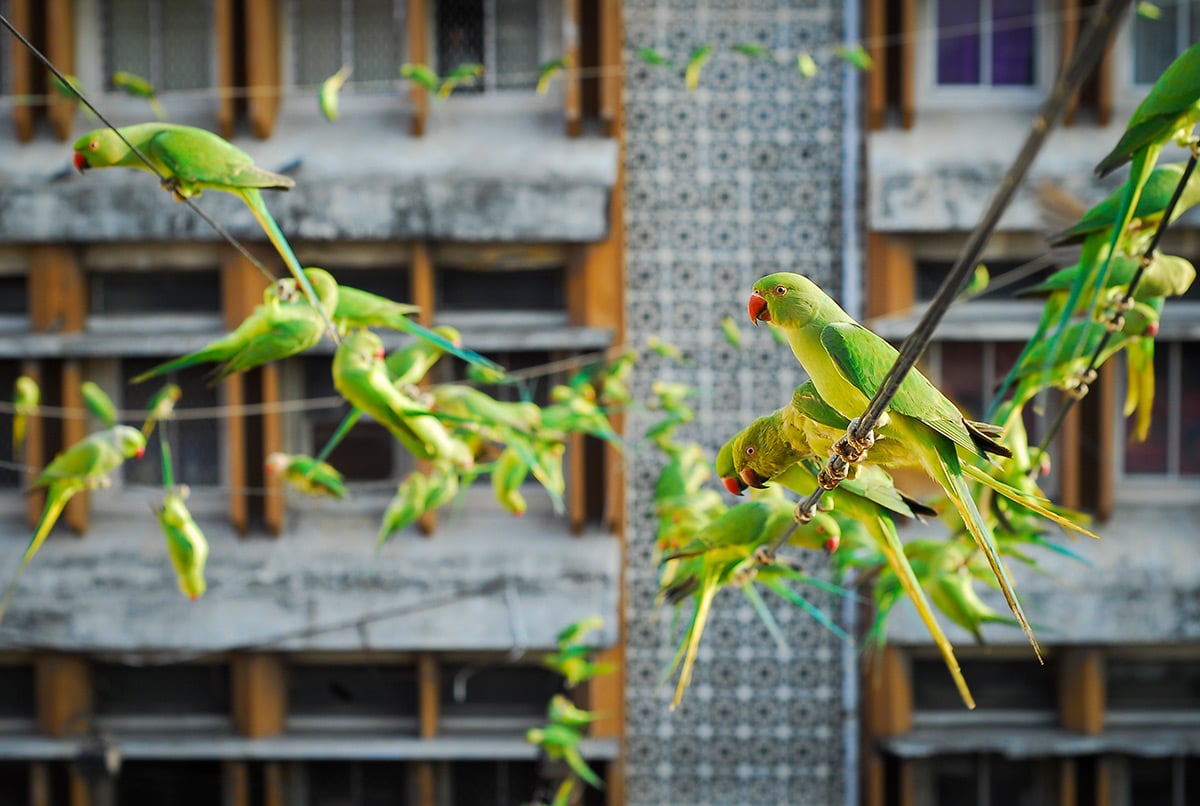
33 439 107 487
147 127 293 190
819 322 979 455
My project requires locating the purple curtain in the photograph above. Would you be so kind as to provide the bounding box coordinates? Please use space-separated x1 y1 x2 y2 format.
937 0 981 84
992 0 1036 85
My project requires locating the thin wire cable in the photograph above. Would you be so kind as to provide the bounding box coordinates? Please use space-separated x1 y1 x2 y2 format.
1030 149 1199 470
0 13 282 289
767 0 1133 555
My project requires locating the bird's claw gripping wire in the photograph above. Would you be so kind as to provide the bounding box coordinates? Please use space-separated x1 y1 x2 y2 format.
817 457 850 490
1066 368 1097 400
834 417 876 462
793 501 816 525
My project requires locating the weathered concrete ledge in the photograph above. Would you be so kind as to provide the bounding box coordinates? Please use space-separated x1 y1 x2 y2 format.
0 501 620 653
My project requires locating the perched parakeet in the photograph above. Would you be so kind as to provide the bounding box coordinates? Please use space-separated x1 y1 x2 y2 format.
156 486 209 600
547 694 601 730
684 45 713 92
72 123 338 339
400 63 439 92
732 43 773 60
536 58 569 94
525 724 603 789
378 471 430 547
12 376 39 463
720 315 742 349
141 383 182 439
749 271 1043 659
833 43 873 71
133 268 338 383
333 329 471 467
0 426 146 620
385 325 462 385
492 445 530 517
555 616 605 649
438 63 483 98
80 381 118 428
637 47 673 67
796 52 819 78
318 64 353 122
112 71 166 119
265 452 347 499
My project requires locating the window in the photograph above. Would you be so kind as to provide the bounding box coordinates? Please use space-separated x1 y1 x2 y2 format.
912 753 1059 806
1120 340 1200 479
119 358 221 488
304 761 409 806
934 0 1038 87
0 361 23 490
89 271 222 316
103 0 214 92
93 662 231 728
290 0 407 88
438 663 563 733
1131 1 1200 86
114 762 223 806
433 0 558 92
287 662 419 731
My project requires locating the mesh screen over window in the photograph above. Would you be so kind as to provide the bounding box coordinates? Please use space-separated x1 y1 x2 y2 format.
105 0 212 92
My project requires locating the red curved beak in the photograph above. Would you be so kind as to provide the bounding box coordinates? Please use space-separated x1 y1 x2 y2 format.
748 291 769 326
135 446 146 459
73 152 89 172
722 476 746 496
1145 321 1159 338
824 534 841 553
375 346 386 359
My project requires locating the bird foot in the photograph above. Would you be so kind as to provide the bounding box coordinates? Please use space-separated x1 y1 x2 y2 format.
834 418 875 463
818 459 849 490
1188 137 1200 159
793 501 816 524
730 559 760 587
1065 369 1096 400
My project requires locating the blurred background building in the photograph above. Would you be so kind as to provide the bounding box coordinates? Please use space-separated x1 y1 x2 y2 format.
0 1 1195 804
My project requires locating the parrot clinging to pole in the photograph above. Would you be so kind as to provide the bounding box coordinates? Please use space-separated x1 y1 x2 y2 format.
0 426 146 621
71 123 340 340
156 486 209 601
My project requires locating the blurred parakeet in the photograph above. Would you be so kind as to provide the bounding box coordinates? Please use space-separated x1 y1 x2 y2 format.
378 471 430 547
438 63 483 98
12 376 39 463
141 383 182 439
133 268 338 383
525 724 603 789
72 123 337 339
112 71 166 119
750 272 1042 659
156 486 209 600
536 58 569 94
80 381 118 428
637 47 673 67
318 64 352 122
265 452 346 499
400 63 439 93
684 45 713 92
0 426 146 620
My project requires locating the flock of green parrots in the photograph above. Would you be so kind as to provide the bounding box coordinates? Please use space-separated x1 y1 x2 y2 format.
2 30 1198 744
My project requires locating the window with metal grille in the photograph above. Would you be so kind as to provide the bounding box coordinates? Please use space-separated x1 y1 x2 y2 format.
287 662 419 729
433 0 555 92
88 271 222 315
304 761 410 806
1131 1 1200 86
114 761 223 806
290 0 407 89
103 0 213 92
438 663 564 733
120 358 221 488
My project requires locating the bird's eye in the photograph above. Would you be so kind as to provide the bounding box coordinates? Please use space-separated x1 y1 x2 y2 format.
88 140 99 151
774 285 787 296
744 446 756 456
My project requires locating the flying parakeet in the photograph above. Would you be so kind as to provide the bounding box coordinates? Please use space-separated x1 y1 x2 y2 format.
684 45 713 92
156 486 209 600
266 452 347 499
72 123 338 340
637 47 673 68
112 71 166 119
732 43 773 61
133 268 338 383
525 723 604 789
749 272 1044 659
537 58 570 94
400 63 440 93
0 426 146 621
12 376 39 463
378 471 430 547
318 64 353 122
438 63 483 98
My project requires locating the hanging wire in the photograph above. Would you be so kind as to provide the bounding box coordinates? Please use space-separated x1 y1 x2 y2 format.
765 0 1133 556
1029 147 1200 470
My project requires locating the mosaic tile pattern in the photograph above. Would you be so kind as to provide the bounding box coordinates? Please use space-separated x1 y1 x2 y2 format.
622 2 853 804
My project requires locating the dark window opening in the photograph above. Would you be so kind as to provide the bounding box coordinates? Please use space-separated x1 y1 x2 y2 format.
121 359 221 487
90 271 221 315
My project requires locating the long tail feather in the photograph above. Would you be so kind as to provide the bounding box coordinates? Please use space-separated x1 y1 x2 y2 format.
961 464 1099 539
759 578 849 641
867 515 975 709
739 582 788 651
0 484 76 621
239 188 341 343
929 446 1043 662
671 575 719 709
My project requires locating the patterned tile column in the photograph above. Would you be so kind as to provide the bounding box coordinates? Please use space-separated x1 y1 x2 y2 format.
621 1 854 804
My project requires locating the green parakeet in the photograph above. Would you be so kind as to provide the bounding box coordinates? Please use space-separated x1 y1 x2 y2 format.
13 376 39 463
536 58 569 95
265 452 347 499
555 616 605 649
333 329 472 468
400 63 440 92
637 47 673 67
141 383 182 439
543 646 615 689
378 471 430 547
720 315 742 349
732 43 773 61
80 381 118 428
438 63 483 98
1052 162 1200 248
318 64 353 122
525 724 603 789
833 43 873 71
491 445 529 516
156 486 209 600
749 271 1046 659
547 694 601 730
112 71 166 119
133 268 338 383
684 45 713 92
0 426 146 620
796 52 818 78
72 123 337 340
385 325 461 384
